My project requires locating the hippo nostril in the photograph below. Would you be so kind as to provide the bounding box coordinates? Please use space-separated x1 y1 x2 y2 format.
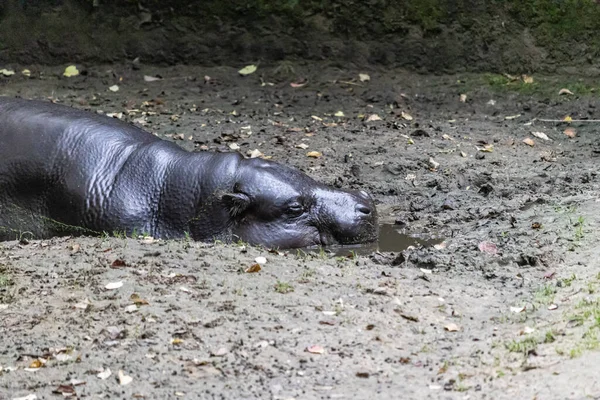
356 204 371 215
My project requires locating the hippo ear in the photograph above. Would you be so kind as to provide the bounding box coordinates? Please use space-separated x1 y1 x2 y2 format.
222 192 251 217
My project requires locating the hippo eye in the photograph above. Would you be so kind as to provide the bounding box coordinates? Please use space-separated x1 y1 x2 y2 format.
286 202 305 217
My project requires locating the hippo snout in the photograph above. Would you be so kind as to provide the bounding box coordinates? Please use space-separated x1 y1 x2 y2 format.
318 188 378 245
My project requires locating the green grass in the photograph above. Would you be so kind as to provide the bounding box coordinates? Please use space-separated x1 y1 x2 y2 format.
506 336 539 355
274 281 294 294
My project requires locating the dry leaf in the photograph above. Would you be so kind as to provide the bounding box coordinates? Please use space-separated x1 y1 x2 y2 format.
476 144 494 152
143 75 161 82
505 114 521 120
442 134 454 141
334 111 345 117
118 370 133 386
563 115 573 122
248 149 263 158
478 241 497 255
366 114 381 122
311 115 323 121
108 85 119 92
522 75 534 84
295 143 309 149
238 65 257 76
548 304 558 310
0 69 15 76
172 338 184 345
306 345 325 354
401 111 413 121
290 81 307 88
444 323 460 332
522 138 535 147
245 264 261 273
459 94 467 103
29 359 44 369
558 88 574 95
359 73 370 82
428 157 439 169
306 151 322 158
97 368 112 380
564 128 576 138
105 281 123 290
531 131 551 141
63 65 79 77
21 69 31 77
510 306 526 313
228 143 240 150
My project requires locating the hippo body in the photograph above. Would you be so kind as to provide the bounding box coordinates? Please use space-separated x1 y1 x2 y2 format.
0 97 377 248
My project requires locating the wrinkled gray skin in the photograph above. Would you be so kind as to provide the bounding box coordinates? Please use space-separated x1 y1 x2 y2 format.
0 98 377 248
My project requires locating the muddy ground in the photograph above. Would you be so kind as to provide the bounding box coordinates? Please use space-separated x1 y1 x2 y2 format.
1 64 600 399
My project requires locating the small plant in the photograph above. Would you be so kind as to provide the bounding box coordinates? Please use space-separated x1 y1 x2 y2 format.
574 216 585 241
274 281 294 294
544 330 556 343
506 336 539 355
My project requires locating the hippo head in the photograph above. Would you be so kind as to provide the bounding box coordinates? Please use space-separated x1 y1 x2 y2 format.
221 158 378 249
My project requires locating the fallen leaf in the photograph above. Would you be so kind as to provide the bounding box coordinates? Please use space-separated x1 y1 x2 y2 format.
211 347 228 357
358 73 370 82
401 111 413 121
444 323 460 332
108 85 119 92
118 370 133 386
306 345 325 354
476 144 494 152
290 80 307 88
29 359 44 369
63 65 79 77
459 94 467 103
104 281 123 290
124 304 138 313
334 111 345 117
522 75 534 84
505 114 521 120
428 157 439 170
0 69 15 76
365 114 381 122
548 304 558 310
12 394 37 400
442 134 454 141
531 131 551 141
255 256 267 264
172 338 184 345
111 259 126 268
558 88 574 95
52 385 76 396
143 75 161 82
245 264 261 273
96 368 112 380
228 143 240 150
311 115 323 121
130 293 149 305
248 149 263 158
510 306 526 313
306 151 322 158
522 138 535 147
563 115 573 122
238 65 257 76
478 241 497 255
419 268 433 274
564 128 576 138
295 143 309 149
21 69 31 77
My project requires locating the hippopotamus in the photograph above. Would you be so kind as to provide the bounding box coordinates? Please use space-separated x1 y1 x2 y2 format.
0 97 377 248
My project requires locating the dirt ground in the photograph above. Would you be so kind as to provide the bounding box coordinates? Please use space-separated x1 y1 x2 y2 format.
1 63 600 399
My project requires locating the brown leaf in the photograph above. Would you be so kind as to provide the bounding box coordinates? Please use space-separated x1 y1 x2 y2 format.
245 264 261 273
52 385 76 396
558 88 574 95
306 151 322 158
564 128 576 138
522 138 535 147
111 259 127 268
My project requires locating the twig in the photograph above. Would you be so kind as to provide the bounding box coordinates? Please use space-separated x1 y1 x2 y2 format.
536 118 600 122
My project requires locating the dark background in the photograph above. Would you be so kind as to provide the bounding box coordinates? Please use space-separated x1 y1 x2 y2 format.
1 0 600 73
